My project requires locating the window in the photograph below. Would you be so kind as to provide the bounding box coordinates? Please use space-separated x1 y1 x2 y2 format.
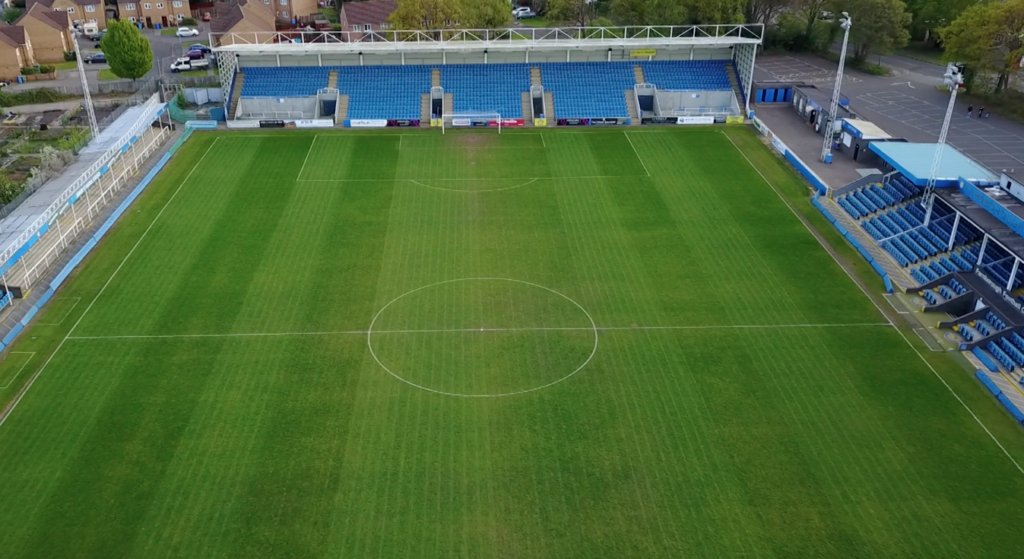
125 3 136 9
156 2 163 8
67 6 75 12
363 24 371 31
172 0 182 7
128 16 136 22
143 3 151 9
85 5 95 12
279 0 287 5
351 24 358 30
176 13 183 19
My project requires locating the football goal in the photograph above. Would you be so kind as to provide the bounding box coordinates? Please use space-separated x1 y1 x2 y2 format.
441 112 503 134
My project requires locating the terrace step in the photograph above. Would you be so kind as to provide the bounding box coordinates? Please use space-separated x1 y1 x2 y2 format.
530 67 542 87
337 94 349 124
327 70 338 90
431 68 441 88
420 93 431 125
229 72 245 120
443 93 453 115
625 90 639 125
633 64 645 84
544 91 555 126
521 91 533 124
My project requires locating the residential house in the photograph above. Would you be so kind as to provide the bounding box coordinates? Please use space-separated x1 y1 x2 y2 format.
268 0 317 23
339 0 395 34
0 25 35 80
15 5 72 63
116 0 192 28
27 0 107 30
210 0 275 45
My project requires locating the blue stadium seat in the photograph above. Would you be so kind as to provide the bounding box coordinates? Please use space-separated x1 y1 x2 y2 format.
441 63 531 117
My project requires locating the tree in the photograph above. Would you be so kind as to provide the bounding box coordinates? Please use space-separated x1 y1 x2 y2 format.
389 0 509 29
100 20 152 81
906 0 975 43
744 0 793 25
547 0 595 27
942 0 1024 93
796 0 830 40
2 7 22 24
611 0 683 25
686 0 746 24
831 0 912 63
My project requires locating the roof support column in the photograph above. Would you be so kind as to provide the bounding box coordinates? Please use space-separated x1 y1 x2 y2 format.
923 193 934 226
947 212 961 251
1008 259 1020 292
276 54 280 67
977 235 989 267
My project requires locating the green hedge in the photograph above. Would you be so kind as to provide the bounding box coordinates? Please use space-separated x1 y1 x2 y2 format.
0 88 73 107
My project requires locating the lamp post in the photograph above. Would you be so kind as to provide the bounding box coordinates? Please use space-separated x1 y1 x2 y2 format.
820 12 852 164
922 63 966 214
71 29 99 136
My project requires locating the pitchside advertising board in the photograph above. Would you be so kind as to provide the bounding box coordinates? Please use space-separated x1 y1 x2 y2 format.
347 119 422 128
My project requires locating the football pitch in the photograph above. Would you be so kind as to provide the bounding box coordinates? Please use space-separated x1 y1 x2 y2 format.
1 127 1023 557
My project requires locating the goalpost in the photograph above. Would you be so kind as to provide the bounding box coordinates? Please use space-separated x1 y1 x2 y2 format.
441 112 503 134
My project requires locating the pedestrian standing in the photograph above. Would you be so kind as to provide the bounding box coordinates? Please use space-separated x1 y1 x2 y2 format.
967 105 974 117
979 107 987 118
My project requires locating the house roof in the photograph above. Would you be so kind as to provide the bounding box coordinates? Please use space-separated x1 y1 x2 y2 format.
17 5 71 31
341 0 396 26
210 0 274 34
29 0 101 8
0 25 27 48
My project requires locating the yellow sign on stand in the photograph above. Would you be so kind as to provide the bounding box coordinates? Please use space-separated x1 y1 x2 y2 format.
534 118 547 127
726 116 745 124
630 49 657 58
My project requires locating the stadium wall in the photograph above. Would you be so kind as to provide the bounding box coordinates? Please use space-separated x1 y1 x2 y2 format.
974 370 1024 426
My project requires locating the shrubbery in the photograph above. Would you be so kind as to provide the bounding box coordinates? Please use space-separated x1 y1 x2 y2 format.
0 88 72 106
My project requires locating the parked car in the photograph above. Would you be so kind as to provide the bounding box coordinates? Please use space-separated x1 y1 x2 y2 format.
84 52 106 64
170 57 210 72
175 27 200 38
187 43 212 54
185 49 206 60
90 31 106 43
513 7 535 18
202 12 211 22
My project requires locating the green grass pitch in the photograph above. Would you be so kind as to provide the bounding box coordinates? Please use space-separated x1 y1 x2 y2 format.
0 127 1023 557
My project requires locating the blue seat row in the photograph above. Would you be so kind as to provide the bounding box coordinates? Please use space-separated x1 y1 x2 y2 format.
638 60 732 89
987 341 1016 371
241 67 329 97
540 62 635 119
441 63 530 117
958 324 977 342
977 319 996 337
987 312 1008 331
950 278 968 295
998 338 1024 366
1009 332 1024 353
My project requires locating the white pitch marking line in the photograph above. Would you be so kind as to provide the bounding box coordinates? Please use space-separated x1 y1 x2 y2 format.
624 131 652 177
296 134 318 182
0 138 222 429
408 177 539 193
720 130 1024 477
0 352 36 390
296 174 647 183
35 296 82 326
64 322 892 341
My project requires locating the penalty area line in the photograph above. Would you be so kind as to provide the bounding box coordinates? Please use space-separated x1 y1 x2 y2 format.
0 138 222 429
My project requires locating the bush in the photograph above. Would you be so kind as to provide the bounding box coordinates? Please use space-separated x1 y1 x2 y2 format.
20 66 38 75
64 51 76 62
180 17 196 26
765 13 834 53
38 64 55 74
0 88 73 106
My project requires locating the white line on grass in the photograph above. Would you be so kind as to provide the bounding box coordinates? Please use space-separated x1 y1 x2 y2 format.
0 352 36 390
0 138 222 428
297 174 647 183
624 132 652 177
35 296 82 326
64 322 892 341
720 130 1024 477
296 134 318 181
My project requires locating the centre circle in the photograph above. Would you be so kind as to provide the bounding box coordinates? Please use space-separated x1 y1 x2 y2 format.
367 278 598 397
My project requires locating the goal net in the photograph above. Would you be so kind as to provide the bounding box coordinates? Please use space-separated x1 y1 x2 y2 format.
441 112 503 134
